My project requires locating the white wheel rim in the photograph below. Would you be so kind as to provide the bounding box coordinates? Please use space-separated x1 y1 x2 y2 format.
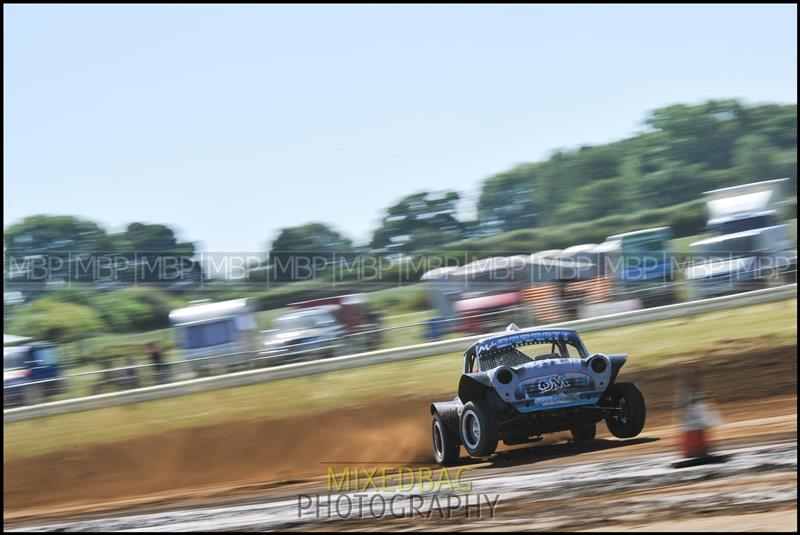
433 422 444 459
461 410 481 450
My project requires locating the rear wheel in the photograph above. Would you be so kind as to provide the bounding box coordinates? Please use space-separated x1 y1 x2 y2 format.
432 413 460 465
570 423 597 442
604 382 646 438
459 400 499 458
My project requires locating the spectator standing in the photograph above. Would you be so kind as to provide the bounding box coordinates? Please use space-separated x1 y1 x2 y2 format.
146 342 169 384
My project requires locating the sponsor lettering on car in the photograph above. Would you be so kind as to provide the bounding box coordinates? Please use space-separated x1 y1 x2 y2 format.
537 374 569 393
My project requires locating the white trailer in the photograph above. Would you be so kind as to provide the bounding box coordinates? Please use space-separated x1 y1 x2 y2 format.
686 178 796 298
169 298 258 375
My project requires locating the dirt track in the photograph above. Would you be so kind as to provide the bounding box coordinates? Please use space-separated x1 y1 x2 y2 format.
4 344 798 524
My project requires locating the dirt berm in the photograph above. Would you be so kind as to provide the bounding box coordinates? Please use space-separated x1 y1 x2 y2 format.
4 344 797 513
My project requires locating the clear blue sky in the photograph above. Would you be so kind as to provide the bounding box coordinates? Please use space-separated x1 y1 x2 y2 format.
4 4 797 252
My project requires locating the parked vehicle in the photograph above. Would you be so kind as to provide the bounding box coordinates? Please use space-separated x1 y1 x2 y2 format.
430 324 645 465
169 298 258 375
3 340 66 406
685 178 796 299
262 306 345 363
422 258 527 336
454 291 527 334
420 266 462 327
596 227 676 307
262 294 383 364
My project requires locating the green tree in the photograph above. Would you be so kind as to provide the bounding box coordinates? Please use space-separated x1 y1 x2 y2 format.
117 222 195 256
634 161 708 209
266 223 353 283
733 134 785 183
370 191 464 251
474 99 795 239
92 287 182 333
478 164 539 233
553 178 629 222
646 99 745 169
4 215 115 258
115 222 198 284
3 217 199 286
269 222 353 255
743 103 797 149
4 215 116 284
7 299 105 342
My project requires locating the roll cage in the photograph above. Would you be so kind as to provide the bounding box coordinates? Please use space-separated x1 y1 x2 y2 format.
464 330 589 373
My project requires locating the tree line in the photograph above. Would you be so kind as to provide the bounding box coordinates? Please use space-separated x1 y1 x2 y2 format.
7 99 796 271
4 99 797 341
272 99 796 256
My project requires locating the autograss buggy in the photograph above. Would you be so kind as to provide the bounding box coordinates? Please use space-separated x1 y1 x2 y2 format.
430 325 645 464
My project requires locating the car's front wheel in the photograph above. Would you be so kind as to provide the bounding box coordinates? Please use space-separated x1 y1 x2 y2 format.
459 400 499 458
432 413 460 465
604 382 646 438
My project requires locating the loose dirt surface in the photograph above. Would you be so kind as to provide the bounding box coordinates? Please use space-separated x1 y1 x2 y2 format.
7 439 797 531
583 510 797 532
4 344 797 531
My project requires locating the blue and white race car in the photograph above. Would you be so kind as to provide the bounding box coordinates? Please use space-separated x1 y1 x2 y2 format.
430 325 645 464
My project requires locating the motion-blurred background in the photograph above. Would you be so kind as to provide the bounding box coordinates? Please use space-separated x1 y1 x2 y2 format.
3 5 797 529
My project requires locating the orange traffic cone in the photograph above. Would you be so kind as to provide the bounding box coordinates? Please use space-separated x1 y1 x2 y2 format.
681 428 710 458
672 363 728 468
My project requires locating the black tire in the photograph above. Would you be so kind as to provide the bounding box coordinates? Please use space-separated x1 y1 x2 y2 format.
432 413 460 465
459 400 499 458
570 423 597 442
604 382 646 438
